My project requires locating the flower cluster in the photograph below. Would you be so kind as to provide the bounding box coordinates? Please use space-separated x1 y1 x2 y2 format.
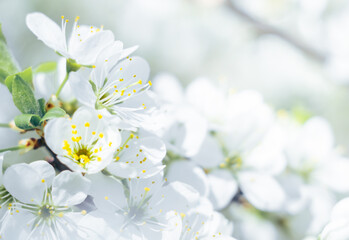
0 12 348 240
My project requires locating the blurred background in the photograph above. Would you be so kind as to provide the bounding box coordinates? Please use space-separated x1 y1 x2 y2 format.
1 0 349 148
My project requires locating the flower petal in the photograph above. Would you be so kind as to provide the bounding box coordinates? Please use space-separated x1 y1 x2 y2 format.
166 160 209 197
52 170 90 206
26 12 66 54
238 171 286 212
29 160 55 188
3 163 46 204
88 173 127 212
71 30 115 65
207 169 238 210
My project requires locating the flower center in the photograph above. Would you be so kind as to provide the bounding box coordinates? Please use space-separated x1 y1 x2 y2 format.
63 141 100 169
39 204 55 219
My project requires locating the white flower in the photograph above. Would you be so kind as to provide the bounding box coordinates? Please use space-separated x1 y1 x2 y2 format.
2 160 90 240
69 51 154 126
88 172 199 239
44 106 121 174
26 12 114 65
283 116 349 193
189 92 286 211
106 131 166 179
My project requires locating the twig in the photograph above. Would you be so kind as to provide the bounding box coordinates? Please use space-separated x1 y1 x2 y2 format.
225 0 327 62
42 139 71 172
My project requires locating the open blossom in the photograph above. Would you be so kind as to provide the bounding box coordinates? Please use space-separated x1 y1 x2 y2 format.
26 12 114 65
69 50 154 126
2 161 90 239
87 172 200 239
44 107 121 173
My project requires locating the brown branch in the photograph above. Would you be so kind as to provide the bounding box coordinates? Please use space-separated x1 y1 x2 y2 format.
42 138 71 172
225 0 327 62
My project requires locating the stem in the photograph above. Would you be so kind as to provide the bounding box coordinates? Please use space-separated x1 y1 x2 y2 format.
0 123 10 128
55 72 69 98
0 146 25 153
43 139 71 172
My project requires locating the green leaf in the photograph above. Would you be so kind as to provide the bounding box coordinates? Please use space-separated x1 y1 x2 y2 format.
12 75 40 115
5 67 33 92
35 61 57 73
0 24 6 43
0 24 19 84
40 107 66 122
37 98 46 117
0 68 9 83
14 114 41 130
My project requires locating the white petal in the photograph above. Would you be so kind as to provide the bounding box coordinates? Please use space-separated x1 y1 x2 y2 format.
314 157 349 193
331 197 349 220
201 237 237 240
153 181 200 213
44 117 71 155
71 30 115 65
153 73 184 104
320 219 349 240
3 163 46 204
163 107 207 157
207 169 238 210
94 41 124 85
119 45 139 59
161 211 182 240
107 134 165 179
192 134 224 168
166 161 209 197
238 171 285 211
52 170 90 206
77 211 119 240
26 12 66 54
69 68 96 108
29 160 55 187
88 173 127 212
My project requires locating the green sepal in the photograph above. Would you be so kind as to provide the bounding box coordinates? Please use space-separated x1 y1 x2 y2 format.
40 107 66 123
66 58 81 73
14 114 41 130
11 75 40 115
